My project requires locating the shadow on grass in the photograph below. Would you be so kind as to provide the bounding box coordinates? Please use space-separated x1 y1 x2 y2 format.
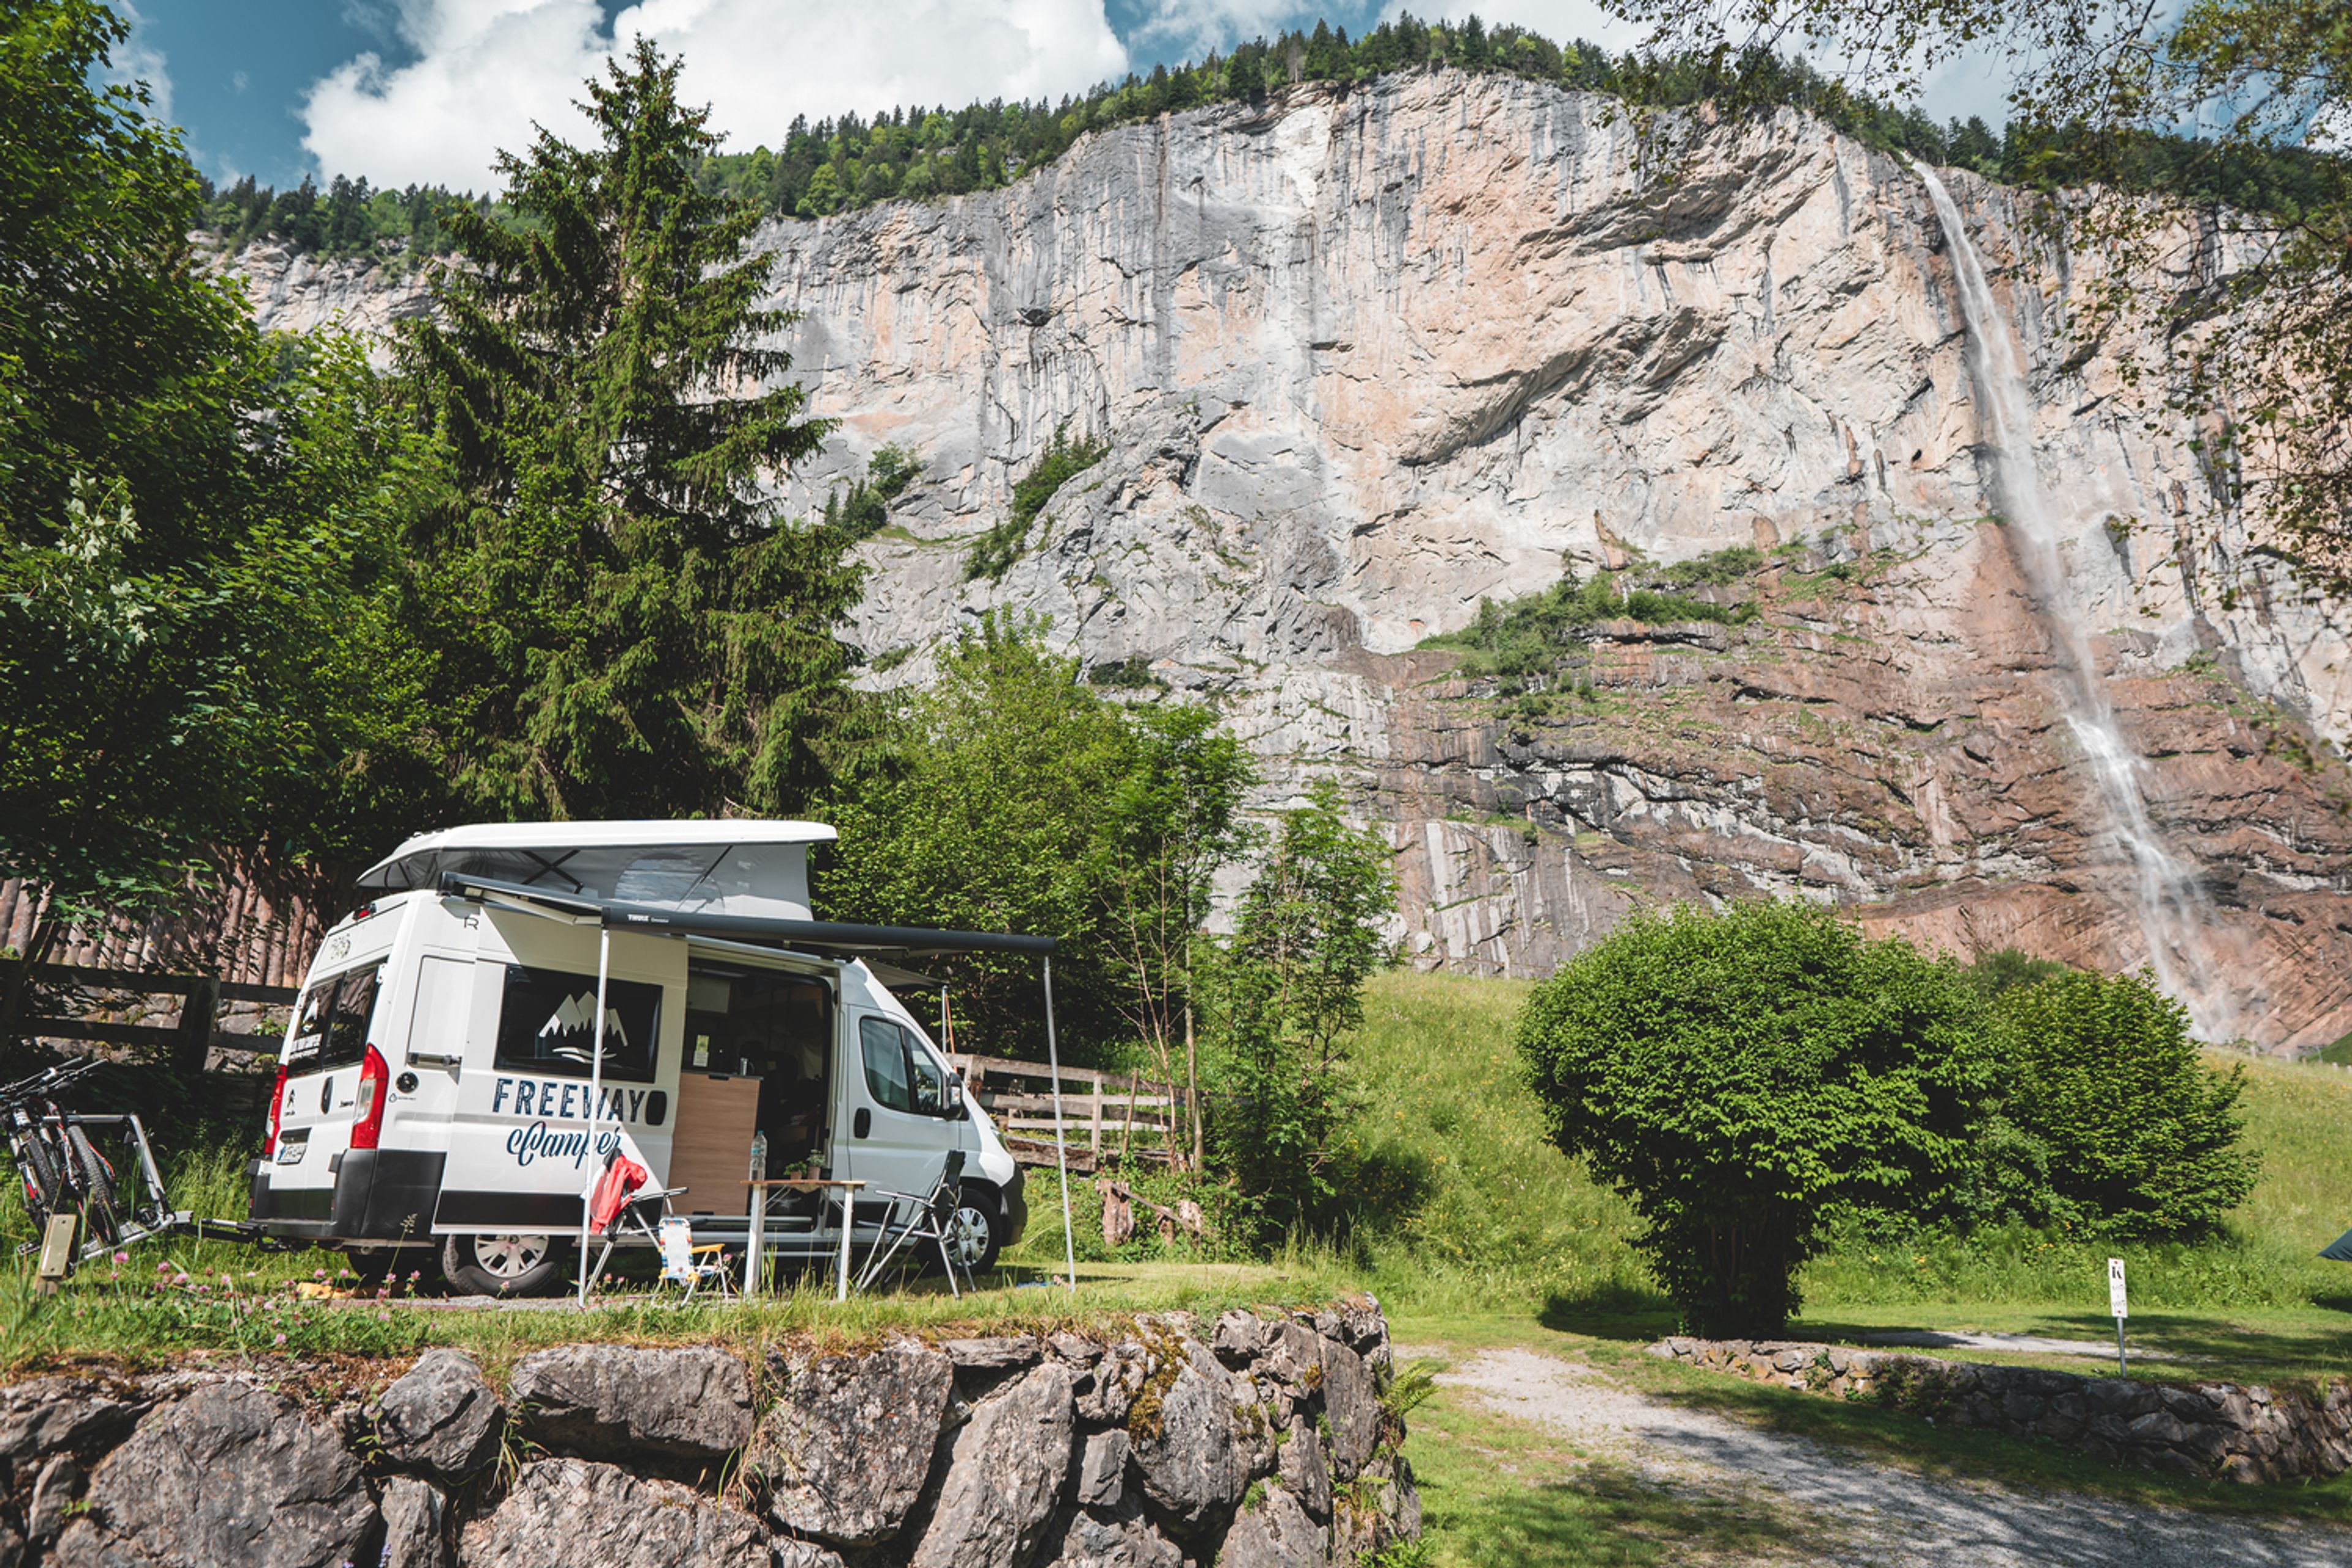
1537 1284 1676 1344
1425 1461 1804 1567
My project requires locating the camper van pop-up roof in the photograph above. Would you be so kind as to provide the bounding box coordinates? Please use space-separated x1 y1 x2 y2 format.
359 821 836 922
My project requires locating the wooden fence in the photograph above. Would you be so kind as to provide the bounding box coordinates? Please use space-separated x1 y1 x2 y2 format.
949 1052 1193 1172
2 961 296 1073
1 855 342 991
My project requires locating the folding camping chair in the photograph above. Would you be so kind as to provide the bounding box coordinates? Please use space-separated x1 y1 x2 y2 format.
583 1150 689 1293
853 1150 971 1298
654 1216 738 1302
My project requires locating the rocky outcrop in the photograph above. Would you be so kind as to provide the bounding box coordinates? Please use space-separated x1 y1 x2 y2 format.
375 1348 504 1478
53 1382 377 1568
751 1339 956 1545
510 1343 753 1464
209 238 437 352
462 1458 767 1566
227 69 2352 1045
1652 1336 2352 1482
748 71 2352 1046
0 1305 1411 1566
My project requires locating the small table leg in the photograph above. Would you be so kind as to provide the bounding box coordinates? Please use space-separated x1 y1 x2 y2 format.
836 1189 851 1302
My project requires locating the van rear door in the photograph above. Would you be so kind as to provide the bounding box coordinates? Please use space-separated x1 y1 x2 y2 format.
269 962 385 1209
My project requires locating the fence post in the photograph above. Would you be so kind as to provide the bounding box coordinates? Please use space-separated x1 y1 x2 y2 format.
173 977 219 1079
1090 1072 1104 1153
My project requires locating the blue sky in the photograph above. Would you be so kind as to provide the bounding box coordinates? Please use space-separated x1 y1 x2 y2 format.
127 1 2011 192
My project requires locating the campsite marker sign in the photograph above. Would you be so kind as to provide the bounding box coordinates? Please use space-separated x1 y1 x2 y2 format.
2108 1257 2128 1374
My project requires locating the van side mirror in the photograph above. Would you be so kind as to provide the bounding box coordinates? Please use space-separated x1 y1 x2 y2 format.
944 1076 966 1115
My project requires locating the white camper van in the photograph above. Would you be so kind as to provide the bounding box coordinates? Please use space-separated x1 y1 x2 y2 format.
246 821 1033 1295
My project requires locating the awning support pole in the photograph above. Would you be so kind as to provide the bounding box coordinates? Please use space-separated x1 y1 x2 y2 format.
1043 956 1076 1291
576 922 611 1307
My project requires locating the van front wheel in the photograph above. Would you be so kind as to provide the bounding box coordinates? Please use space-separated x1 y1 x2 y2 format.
941 1185 1003 1275
442 1232 568 1297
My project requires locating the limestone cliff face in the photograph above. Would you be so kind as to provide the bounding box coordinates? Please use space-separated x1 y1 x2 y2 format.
212 238 437 346
233 70 2352 1049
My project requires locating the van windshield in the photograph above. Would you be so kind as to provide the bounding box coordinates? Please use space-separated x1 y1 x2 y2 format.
284 963 383 1076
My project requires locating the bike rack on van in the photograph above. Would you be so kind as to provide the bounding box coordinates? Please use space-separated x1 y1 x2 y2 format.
38 1110 191 1262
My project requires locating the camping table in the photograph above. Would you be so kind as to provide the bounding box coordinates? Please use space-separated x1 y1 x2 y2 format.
744 1179 866 1302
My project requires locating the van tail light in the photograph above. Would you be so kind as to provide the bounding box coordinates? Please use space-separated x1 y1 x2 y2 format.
265 1064 288 1156
351 1046 390 1151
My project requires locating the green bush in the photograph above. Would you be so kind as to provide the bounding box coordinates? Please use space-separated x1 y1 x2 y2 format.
967 426 1106 580
824 443 921 542
1514 901 1994 1335
1963 946 2068 998
1991 969 2259 1238
1422 556 1758 691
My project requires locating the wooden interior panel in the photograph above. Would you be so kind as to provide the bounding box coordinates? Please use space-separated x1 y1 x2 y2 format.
667 1072 760 1216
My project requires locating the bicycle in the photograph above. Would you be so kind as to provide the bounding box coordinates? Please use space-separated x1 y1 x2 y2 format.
3 1058 144 1253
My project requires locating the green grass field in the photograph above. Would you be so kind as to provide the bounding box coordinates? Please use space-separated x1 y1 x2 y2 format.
1340 971 2352 1336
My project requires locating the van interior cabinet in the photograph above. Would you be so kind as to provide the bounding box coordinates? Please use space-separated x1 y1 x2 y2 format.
668 1072 761 1216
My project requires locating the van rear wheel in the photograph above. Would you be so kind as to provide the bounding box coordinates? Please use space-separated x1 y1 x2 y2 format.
442 1232 568 1298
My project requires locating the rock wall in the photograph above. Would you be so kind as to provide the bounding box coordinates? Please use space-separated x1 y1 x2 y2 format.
1651 1335 2352 1483
0 1302 1413 1567
228 68 2352 1046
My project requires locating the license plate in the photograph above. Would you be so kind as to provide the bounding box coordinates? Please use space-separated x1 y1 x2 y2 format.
275 1137 308 1165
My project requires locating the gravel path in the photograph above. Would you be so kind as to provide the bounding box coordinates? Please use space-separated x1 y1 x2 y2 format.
1428 1346 2350 1567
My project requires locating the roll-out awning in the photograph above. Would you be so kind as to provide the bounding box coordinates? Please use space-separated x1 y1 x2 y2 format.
433 871 1055 956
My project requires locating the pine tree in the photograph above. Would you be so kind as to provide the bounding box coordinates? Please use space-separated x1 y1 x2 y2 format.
399 39 856 821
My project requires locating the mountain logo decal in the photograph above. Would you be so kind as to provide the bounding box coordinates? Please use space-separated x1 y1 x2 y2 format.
538 991 629 1049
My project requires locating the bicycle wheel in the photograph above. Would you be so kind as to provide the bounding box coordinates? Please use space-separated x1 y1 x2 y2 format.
14 1130 62 1229
63 1126 119 1246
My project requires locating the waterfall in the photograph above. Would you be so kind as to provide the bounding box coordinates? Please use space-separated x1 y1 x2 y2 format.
1914 165 2240 1040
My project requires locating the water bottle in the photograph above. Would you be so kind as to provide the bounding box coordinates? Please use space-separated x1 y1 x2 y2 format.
748 1130 768 1186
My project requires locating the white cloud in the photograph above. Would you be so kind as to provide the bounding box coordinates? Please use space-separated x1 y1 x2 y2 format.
1920 44 2020 128
301 0 1129 191
108 1 174 125
1125 0 1321 59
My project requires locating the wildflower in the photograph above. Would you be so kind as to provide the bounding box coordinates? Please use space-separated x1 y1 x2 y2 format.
273 1333 287 1346
314 1268 328 1280
376 1310 391 1322
112 1251 129 1266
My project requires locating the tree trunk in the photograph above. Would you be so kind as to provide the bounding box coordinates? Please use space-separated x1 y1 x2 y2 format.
1186 1000 1202 1171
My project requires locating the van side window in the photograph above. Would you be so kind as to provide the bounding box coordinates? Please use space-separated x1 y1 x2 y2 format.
285 962 385 1075
859 1017 912 1113
859 1016 952 1117
492 965 662 1082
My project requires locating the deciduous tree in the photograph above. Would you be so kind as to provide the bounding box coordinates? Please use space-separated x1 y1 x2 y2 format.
1515 900 1994 1335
